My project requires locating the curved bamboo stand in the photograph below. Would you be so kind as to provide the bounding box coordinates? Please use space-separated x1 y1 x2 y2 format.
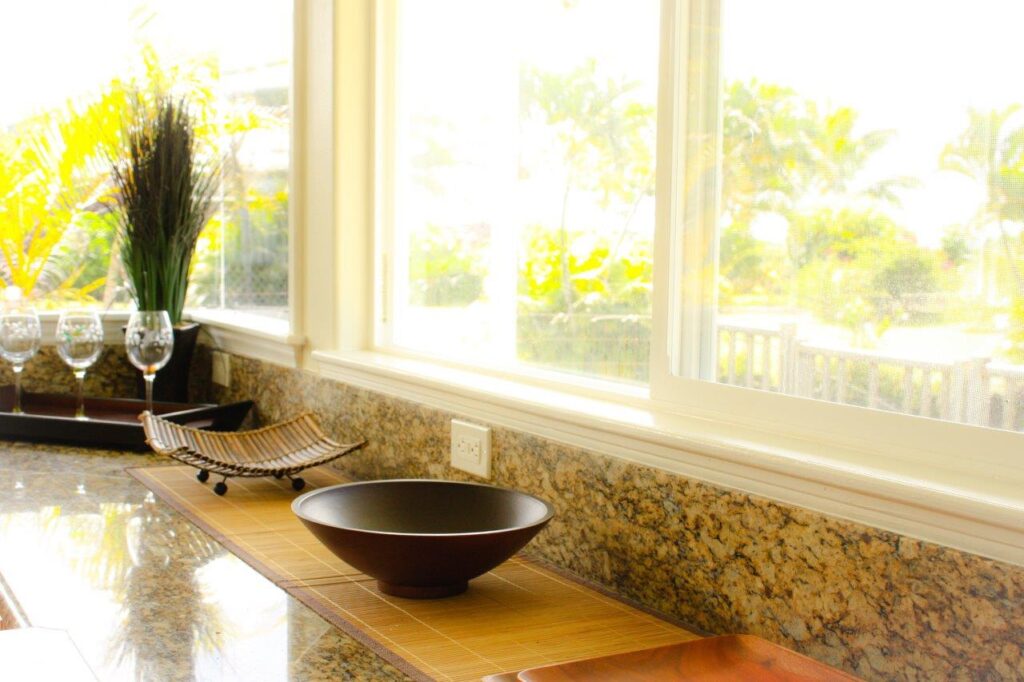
141 411 365 495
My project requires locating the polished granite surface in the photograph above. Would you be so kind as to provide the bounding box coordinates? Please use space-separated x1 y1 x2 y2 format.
0 441 410 682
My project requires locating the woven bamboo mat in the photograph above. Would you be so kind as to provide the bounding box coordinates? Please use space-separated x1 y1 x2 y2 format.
128 465 698 682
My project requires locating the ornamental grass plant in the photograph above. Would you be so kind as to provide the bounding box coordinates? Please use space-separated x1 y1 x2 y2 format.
109 94 217 324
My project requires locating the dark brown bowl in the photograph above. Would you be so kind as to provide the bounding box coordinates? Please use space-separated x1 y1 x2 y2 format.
292 479 554 599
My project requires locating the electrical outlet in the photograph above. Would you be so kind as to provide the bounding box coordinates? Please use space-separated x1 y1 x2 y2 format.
211 351 231 387
450 419 491 478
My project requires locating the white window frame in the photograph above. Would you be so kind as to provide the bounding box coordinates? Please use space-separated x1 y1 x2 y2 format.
180 0 310 367
307 0 1024 566
31 311 131 346
651 0 1024 503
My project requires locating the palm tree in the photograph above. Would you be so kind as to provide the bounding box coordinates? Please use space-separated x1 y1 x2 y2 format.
520 59 655 319
0 87 128 302
940 105 1024 294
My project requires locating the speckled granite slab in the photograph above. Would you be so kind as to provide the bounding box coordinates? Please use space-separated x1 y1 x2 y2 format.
0 345 137 399
181 346 1024 681
0 441 412 681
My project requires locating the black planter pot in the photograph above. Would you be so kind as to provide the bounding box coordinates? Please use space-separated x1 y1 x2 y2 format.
133 322 201 404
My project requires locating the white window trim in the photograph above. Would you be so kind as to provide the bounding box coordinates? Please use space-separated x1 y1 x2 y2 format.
34 311 131 346
187 309 304 368
30 309 305 369
178 0 335 369
315 348 1024 566
656 0 721 382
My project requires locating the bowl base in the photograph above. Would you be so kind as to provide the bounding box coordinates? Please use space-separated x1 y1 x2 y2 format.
377 580 468 599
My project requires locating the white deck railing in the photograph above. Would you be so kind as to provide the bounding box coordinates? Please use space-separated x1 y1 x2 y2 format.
717 323 1017 430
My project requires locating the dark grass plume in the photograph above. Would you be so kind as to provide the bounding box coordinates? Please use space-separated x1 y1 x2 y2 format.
109 94 218 324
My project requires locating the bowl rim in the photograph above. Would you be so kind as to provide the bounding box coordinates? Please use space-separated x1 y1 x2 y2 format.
291 478 555 538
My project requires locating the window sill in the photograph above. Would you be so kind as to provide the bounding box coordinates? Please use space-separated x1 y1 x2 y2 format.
34 311 131 345
186 310 304 368
313 348 1024 567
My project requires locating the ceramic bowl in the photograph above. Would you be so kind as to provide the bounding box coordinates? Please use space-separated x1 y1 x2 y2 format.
292 479 554 598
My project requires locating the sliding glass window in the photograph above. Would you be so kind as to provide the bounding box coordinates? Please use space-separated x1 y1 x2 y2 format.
381 0 660 384
0 1 290 323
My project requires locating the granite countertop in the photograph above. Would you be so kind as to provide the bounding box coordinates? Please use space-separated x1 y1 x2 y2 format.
0 441 410 682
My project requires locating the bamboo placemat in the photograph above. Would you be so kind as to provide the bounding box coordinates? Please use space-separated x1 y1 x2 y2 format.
128 465 698 681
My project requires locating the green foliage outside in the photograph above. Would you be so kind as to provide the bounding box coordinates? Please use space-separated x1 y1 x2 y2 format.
9 27 1024 378
0 45 288 312
190 173 289 311
408 58 657 381
939 105 1024 359
717 79 950 343
513 60 654 381
517 224 652 381
408 57 1024 380
0 87 129 307
408 224 487 307
189 83 289 312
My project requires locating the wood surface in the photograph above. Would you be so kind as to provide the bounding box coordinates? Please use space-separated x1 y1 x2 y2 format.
512 635 860 681
129 464 698 682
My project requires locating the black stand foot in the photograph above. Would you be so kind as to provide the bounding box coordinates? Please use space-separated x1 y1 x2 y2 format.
291 477 306 491
273 472 284 479
214 480 228 496
197 470 210 483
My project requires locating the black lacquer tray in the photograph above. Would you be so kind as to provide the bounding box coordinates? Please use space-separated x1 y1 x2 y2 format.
0 385 253 450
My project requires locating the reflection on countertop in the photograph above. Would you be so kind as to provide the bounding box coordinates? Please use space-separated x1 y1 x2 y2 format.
0 441 410 682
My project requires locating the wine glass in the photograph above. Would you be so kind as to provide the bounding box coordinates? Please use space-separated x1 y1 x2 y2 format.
56 311 104 420
0 305 41 414
125 311 174 414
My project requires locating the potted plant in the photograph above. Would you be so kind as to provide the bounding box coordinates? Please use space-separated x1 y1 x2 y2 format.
109 93 218 403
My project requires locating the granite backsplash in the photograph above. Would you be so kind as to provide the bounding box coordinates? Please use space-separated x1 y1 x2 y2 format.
0 345 138 400
181 345 1024 680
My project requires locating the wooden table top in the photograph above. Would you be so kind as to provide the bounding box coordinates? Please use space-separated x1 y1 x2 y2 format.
485 635 859 681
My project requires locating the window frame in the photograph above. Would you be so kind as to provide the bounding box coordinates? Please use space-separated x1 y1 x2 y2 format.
177 0 305 365
651 0 1024 492
30 311 132 347
367 0 1024 484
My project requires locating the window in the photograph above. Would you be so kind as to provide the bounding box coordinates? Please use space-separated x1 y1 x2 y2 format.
381 0 1024 446
310 0 1024 560
382 0 660 384
0 1 290 322
652 0 1024 436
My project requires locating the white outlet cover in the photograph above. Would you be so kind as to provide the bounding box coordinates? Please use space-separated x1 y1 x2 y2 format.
451 419 491 478
211 351 231 387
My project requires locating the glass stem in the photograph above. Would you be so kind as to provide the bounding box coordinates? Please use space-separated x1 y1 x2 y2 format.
12 365 23 414
144 372 155 414
74 370 86 420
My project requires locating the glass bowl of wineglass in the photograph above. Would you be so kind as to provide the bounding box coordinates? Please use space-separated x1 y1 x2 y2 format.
0 305 41 414
56 311 104 420
125 311 174 414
